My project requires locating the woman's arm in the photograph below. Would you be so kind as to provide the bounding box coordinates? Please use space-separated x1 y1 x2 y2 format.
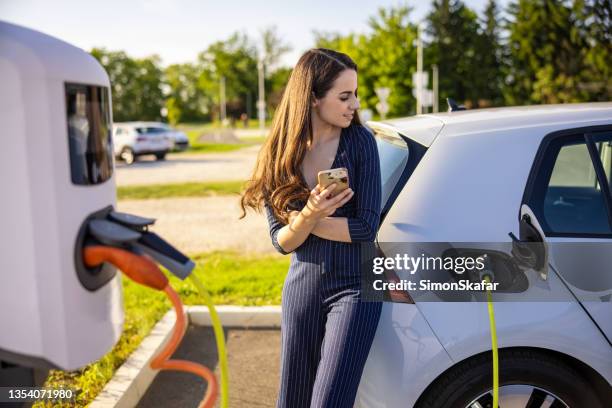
308 128 382 243
309 216 351 242
266 184 354 254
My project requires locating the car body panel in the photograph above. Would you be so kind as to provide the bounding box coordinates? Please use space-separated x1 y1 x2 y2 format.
355 303 453 408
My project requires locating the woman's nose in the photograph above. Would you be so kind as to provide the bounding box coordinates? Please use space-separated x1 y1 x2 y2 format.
353 98 360 110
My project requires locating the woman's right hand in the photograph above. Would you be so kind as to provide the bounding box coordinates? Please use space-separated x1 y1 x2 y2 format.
301 183 354 222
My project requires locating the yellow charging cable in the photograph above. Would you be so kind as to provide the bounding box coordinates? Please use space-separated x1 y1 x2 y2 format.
483 275 499 407
189 274 229 408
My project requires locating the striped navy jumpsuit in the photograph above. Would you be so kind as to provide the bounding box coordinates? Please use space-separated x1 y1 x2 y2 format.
265 124 383 408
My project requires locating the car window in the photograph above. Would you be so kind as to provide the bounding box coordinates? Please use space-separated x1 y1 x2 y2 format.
136 126 166 135
542 136 612 235
594 133 612 188
369 124 427 220
377 136 409 210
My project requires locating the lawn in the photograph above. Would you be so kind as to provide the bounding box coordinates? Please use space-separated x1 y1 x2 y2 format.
35 250 288 407
117 180 245 200
175 121 269 155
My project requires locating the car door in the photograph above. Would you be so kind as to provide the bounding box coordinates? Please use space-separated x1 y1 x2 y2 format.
519 126 612 343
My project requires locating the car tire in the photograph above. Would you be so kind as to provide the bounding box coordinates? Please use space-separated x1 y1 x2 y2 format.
415 349 603 408
155 152 167 161
120 147 135 165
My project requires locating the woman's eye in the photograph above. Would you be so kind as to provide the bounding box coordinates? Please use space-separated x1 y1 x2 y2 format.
340 97 349 102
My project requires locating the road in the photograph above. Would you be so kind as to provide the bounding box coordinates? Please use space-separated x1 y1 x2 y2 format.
115 145 260 186
114 145 279 255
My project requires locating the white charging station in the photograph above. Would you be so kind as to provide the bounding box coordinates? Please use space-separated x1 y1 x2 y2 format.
0 21 123 373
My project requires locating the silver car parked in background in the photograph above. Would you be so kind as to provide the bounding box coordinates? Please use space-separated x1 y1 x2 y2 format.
112 122 172 164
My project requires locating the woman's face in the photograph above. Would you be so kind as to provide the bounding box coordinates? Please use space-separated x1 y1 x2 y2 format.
313 69 360 128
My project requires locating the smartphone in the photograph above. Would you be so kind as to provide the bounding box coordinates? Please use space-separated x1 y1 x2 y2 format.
317 167 349 197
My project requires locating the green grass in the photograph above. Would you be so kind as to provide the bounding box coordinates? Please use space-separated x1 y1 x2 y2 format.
173 121 269 155
185 142 251 153
36 250 288 407
117 180 245 200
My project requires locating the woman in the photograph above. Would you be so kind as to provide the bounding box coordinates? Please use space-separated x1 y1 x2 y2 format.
240 48 382 408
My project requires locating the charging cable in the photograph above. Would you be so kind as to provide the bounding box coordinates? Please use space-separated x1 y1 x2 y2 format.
189 274 229 408
483 274 499 407
83 245 219 408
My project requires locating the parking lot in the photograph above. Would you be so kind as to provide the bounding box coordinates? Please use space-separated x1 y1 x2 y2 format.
115 145 277 255
114 145 260 186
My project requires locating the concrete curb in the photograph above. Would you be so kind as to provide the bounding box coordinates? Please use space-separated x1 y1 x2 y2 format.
90 305 281 407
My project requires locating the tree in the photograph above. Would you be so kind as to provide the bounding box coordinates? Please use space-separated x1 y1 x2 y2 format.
477 0 505 106
315 4 418 117
426 0 488 108
504 0 611 104
91 48 164 121
197 32 258 121
260 26 292 71
165 63 211 125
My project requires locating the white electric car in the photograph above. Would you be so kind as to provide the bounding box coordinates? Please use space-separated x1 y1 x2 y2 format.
356 103 612 408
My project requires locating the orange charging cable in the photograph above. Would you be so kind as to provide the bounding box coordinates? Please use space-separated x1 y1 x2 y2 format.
84 245 218 408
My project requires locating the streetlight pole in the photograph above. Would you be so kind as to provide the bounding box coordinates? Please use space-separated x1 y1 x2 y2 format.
433 64 439 113
219 76 226 125
257 55 266 136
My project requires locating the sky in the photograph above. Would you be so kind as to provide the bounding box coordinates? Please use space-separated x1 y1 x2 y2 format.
1 0 503 68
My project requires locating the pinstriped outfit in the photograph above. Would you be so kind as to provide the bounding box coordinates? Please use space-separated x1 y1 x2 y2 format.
265 124 382 408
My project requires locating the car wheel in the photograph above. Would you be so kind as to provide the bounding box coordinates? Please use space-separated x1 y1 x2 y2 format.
155 152 167 161
120 147 135 165
415 349 603 408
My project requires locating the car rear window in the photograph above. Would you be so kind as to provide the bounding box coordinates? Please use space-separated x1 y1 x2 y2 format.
369 124 427 220
135 127 166 134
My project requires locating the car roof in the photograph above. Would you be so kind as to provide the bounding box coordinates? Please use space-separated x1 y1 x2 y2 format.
374 102 612 146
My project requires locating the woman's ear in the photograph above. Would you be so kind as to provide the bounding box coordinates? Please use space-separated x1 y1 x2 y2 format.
311 92 318 108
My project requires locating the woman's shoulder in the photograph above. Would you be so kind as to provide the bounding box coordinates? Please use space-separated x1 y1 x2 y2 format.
346 124 377 153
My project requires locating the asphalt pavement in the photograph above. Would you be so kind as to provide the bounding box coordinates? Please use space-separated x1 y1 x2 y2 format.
137 327 281 408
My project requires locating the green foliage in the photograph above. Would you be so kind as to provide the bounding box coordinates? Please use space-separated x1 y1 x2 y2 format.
165 63 211 124
505 0 611 104
363 6 418 116
91 48 165 122
426 0 498 108
316 4 418 116
198 32 259 119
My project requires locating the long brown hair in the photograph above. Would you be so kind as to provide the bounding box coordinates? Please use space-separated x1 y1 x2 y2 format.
239 48 361 223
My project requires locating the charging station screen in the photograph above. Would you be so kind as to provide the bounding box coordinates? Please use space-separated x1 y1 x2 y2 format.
65 83 114 185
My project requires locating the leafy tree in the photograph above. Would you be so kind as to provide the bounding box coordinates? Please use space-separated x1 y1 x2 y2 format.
315 4 418 117
478 0 505 106
361 5 418 116
260 26 292 71
197 33 258 121
426 0 487 108
505 0 611 104
91 48 164 121
165 63 211 125
267 66 292 112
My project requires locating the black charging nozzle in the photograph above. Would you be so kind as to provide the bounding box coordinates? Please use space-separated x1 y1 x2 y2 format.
83 210 195 280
